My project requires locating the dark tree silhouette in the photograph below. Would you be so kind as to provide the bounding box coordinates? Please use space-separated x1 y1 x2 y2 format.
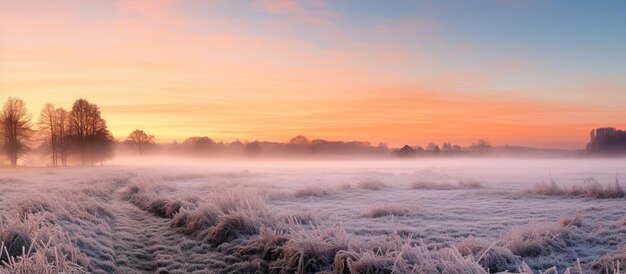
452 144 462 152
415 146 425 153
395 145 415 158
38 104 58 166
433 145 440 154
245 141 262 156
470 139 492 153
92 129 115 165
182 136 215 154
126 129 155 155
587 127 626 154
289 135 309 145
0 97 33 166
426 143 438 151
68 99 114 165
55 107 70 166
442 142 452 152
183 136 214 147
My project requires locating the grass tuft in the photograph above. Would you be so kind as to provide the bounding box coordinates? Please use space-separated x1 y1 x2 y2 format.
358 179 385 190
361 204 411 218
293 186 333 198
412 178 482 190
530 176 625 199
456 237 519 272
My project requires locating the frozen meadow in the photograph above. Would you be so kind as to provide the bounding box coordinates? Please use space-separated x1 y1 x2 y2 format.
0 158 625 273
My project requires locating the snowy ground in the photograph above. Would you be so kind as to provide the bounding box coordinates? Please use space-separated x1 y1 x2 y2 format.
0 158 625 273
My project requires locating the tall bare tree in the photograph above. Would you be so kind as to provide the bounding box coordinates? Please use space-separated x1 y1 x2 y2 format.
68 99 114 165
93 128 115 166
38 104 58 166
55 107 69 166
0 97 33 167
289 135 309 145
126 129 154 155
470 139 492 153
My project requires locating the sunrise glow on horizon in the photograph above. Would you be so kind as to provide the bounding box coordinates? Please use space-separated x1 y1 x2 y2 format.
1 0 625 149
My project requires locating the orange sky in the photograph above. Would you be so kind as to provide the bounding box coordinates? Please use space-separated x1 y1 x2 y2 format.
1 1 625 149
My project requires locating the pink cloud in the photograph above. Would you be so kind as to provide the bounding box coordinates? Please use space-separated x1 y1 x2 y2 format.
113 0 222 28
3 0 624 148
371 18 438 41
258 0 300 13
253 0 337 27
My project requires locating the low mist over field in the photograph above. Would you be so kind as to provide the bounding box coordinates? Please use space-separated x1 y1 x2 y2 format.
1 159 626 273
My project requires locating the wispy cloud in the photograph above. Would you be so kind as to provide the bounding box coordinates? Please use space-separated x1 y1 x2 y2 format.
371 18 438 41
1 1 624 148
257 0 301 13
253 0 337 26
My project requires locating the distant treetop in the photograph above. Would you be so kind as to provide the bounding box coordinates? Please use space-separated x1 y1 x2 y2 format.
289 135 309 145
587 127 626 154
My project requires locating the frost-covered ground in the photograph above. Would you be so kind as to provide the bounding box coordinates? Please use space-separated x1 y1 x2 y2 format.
0 159 625 273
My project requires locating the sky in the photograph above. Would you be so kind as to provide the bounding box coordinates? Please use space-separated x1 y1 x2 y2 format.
1 0 625 149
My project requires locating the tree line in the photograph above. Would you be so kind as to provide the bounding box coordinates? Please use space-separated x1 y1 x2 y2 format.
587 127 626 154
0 97 115 167
3 96 558 166
120 135 388 158
0 95 394 165
393 139 490 158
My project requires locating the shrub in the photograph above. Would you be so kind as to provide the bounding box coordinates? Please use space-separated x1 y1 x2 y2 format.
361 205 410 218
270 227 352 273
207 211 261 245
501 221 574 257
456 237 519 272
235 226 288 261
334 243 488 274
530 176 563 196
2 231 32 259
0 213 88 273
293 186 333 198
358 179 385 190
458 178 482 189
411 180 455 190
530 177 624 199
560 214 583 228
171 205 221 238
592 248 626 274
279 210 318 225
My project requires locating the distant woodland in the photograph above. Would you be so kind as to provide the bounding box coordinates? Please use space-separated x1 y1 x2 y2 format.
0 96 621 167
1 97 114 167
586 128 626 154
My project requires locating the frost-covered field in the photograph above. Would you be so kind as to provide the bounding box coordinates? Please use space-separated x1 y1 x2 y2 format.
0 159 625 273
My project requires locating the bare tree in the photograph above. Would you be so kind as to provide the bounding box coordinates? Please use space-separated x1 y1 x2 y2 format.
182 136 215 154
93 129 115 166
470 139 492 153
126 129 155 155
68 99 114 165
426 143 438 151
452 144 462 152
56 107 69 166
442 142 452 152
289 135 309 145
0 97 33 166
38 104 58 166
244 141 262 156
